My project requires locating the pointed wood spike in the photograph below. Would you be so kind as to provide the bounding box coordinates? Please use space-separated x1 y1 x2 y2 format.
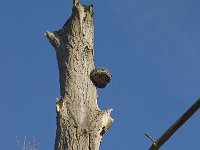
73 0 80 6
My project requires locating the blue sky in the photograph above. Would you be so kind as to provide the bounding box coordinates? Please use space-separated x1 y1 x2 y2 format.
0 0 200 149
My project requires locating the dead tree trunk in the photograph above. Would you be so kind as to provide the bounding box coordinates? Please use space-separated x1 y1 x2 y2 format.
45 1 113 150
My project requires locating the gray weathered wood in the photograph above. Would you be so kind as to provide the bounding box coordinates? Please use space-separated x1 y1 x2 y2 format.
45 3 113 150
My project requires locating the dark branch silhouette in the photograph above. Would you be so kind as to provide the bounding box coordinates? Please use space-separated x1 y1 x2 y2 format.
147 98 200 150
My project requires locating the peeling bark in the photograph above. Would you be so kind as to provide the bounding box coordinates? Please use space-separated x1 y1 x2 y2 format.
45 3 113 150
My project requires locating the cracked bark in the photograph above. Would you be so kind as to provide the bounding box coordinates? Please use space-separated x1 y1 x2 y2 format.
45 2 113 150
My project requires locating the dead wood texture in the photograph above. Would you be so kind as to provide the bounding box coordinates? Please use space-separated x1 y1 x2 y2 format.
45 2 113 150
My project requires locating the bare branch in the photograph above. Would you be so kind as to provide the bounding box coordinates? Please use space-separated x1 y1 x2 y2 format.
145 132 156 144
149 98 200 150
45 31 60 48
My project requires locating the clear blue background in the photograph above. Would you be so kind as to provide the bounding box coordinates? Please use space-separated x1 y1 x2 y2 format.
0 0 200 149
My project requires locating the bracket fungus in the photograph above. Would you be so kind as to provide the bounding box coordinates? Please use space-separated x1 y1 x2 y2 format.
90 68 112 88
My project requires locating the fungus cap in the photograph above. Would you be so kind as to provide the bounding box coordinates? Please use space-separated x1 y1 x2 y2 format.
90 68 112 88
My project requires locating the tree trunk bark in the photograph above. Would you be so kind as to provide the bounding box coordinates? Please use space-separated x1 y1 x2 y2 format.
45 2 113 150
